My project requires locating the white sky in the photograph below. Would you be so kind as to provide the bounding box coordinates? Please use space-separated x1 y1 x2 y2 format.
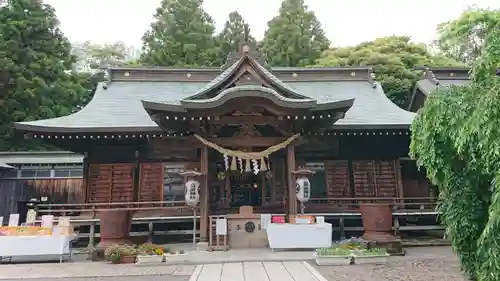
44 0 499 48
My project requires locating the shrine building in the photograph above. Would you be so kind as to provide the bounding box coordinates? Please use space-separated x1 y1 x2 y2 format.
14 44 429 243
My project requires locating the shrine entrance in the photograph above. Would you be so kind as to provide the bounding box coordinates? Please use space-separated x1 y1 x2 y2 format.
228 172 261 207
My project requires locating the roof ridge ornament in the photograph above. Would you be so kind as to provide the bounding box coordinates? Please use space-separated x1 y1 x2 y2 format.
221 26 268 70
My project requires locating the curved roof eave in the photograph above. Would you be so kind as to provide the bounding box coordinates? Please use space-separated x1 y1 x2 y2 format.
141 100 188 113
180 85 317 109
14 122 162 133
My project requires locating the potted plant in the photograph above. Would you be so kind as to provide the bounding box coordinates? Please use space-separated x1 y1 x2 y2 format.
136 243 164 264
104 244 138 264
163 247 187 263
352 248 389 264
314 247 353 266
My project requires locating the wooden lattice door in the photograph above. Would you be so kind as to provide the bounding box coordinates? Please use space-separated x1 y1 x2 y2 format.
87 164 135 204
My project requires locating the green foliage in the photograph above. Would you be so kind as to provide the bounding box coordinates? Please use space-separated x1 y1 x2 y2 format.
314 36 463 108
435 7 500 65
410 25 500 280
0 0 92 151
73 40 131 69
214 11 257 66
140 0 217 67
259 0 330 67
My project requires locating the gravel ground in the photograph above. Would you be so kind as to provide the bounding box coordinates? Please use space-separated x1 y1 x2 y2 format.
316 247 468 281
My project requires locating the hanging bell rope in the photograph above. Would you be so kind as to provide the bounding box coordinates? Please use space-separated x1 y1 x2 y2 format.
193 133 300 160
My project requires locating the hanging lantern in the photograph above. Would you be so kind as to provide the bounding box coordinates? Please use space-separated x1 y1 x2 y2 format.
296 177 311 203
184 179 200 207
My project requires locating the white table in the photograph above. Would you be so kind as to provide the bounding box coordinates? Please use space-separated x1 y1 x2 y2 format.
0 235 76 263
266 223 332 250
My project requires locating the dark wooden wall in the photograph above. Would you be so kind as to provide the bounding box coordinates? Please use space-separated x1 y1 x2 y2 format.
0 178 84 219
81 134 425 210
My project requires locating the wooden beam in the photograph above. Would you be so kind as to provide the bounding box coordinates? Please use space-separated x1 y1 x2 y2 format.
207 115 284 125
207 136 296 147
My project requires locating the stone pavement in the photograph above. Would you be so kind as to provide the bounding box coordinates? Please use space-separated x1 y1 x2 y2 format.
0 247 467 281
0 263 195 279
190 261 326 281
10 277 189 281
316 247 468 281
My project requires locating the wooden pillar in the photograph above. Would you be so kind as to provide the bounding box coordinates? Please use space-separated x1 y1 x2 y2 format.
200 146 209 241
225 175 230 208
287 144 297 214
395 159 404 207
82 153 89 203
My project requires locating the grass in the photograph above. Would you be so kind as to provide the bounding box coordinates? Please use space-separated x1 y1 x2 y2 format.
353 248 388 256
316 247 353 257
316 246 388 257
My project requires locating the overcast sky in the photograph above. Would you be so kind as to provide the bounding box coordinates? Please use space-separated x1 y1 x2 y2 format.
44 0 499 48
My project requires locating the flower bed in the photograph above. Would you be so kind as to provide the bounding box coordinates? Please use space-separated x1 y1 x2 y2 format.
314 238 389 266
104 245 138 264
352 248 389 264
314 247 353 266
163 248 187 264
136 243 165 264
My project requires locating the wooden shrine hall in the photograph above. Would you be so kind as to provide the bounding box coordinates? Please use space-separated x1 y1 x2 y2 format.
14 43 429 243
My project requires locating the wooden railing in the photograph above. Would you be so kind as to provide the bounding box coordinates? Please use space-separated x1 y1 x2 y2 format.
31 197 442 248
308 197 437 211
36 200 197 218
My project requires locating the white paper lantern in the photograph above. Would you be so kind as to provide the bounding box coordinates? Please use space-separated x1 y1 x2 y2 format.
185 179 200 207
296 177 311 203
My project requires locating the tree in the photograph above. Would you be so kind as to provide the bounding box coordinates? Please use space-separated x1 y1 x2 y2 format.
0 0 91 150
314 36 463 108
259 0 330 67
435 7 500 65
140 0 217 67
73 41 130 69
214 11 257 66
410 25 500 280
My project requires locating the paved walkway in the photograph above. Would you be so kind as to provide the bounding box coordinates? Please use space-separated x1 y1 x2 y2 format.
0 247 467 281
316 247 467 281
190 262 326 281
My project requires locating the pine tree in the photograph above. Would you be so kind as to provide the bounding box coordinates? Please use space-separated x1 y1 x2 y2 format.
140 0 217 66
0 0 89 150
259 0 330 66
215 11 257 65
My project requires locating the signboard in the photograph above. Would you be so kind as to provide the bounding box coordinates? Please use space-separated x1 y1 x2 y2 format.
8 214 19 226
57 216 70 227
41 215 54 228
316 216 325 224
215 218 227 235
260 214 271 230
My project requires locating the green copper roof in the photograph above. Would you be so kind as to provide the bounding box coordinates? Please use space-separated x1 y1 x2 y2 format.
15 78 415 133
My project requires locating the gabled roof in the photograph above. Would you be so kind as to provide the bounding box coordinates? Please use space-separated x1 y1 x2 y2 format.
15 49 416 134
409 67 471 112
184 44 310 101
